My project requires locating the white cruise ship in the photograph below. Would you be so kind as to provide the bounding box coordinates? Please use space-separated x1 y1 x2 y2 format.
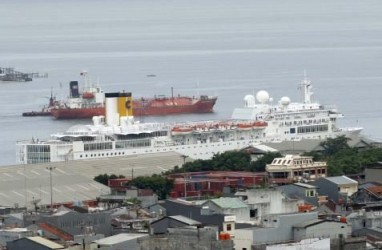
16 77 362 164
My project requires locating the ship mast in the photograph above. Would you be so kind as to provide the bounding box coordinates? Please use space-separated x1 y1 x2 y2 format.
300 71 313 104
80 71 90 91
171 87 174 104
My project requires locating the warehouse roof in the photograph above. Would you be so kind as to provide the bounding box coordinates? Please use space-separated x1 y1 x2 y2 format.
0 152 184 208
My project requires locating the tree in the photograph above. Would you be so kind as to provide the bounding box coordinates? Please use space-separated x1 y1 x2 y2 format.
303 136 382 176
94 173 125 185
320 135 350 157
250 152 282 172
128 174 174 200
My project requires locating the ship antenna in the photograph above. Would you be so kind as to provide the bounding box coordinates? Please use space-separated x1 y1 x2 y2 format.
81 70 89 91
300 70 312 104
196 78 200 97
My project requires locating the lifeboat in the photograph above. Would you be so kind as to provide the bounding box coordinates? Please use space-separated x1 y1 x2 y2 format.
216 122 232 131
253 121 268 128
171 126 194 135
236 123 253 130
82 92 95 99
194 124 209 132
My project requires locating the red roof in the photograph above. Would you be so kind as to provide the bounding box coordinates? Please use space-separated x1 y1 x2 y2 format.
367 186 382 198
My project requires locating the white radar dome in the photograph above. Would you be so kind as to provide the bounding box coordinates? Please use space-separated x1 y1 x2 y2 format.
280 96 291 106
256 90 270 104
244 95 256 107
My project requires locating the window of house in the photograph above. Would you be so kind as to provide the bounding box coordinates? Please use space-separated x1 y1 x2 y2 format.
306 190 315 197
227 223 232 231
250 209 257 218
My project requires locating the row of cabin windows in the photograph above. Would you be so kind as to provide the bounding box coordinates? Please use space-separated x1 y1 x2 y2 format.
80 151 126 158
84 139 152 151
296 124 328 134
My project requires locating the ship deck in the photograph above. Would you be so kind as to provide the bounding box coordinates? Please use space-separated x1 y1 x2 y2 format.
0 152 185 208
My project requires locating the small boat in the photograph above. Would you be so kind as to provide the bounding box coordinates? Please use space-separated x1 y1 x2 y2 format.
82 92 95 99
171 126 194 135
237 123 254 130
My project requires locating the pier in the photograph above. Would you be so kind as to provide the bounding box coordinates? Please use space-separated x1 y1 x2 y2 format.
0 67 48 82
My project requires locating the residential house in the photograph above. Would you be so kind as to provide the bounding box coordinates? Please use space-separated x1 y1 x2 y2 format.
99 187 158 208
23 207 112 238
293 219 351 241
161 199 227 233
202 197 250 222
168 171 266 198
266 155 327 185
146 203 166 218
350 182 382 209
277 183 319 207
0 228 34 248
139 226 234 250
348 208 382 238
312 176 358 205
7 236 65 250
1 213 24 228
234 212 318 249
90 233 148 250
150 215 201 234
364 162 382 183
267 238 330 250
235 188 302 224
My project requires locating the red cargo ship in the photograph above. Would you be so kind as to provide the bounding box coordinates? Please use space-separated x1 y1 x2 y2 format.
51 95 217 119
48 72 217 119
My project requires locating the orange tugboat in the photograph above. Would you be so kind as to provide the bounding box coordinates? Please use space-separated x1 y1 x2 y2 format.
30 72 217 119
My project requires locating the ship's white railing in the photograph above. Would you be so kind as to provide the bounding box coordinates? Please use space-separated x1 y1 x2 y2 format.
16 139 74 145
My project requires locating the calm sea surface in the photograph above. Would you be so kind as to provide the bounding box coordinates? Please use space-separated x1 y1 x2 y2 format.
1 0 382 166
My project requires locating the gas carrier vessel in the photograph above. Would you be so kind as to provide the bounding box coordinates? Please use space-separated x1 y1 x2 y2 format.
46 72 217 119
16 77 362 164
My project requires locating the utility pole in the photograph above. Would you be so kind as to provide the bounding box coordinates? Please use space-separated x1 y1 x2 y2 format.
46 166 56 210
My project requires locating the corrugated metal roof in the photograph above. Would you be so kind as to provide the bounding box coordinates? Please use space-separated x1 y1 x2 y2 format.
359 182 382 190
293 183 317 189
325 176 358 185
27 236 64 249
0 152 184 208
94 233 147 245
169 215 201 225
208 197 248 209
263 134 370 153
250 144 279 152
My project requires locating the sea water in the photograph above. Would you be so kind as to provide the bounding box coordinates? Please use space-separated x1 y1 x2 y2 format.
1 0 382 166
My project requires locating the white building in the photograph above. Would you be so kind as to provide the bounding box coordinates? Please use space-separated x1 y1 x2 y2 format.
90 233 148 250
235 188 303 224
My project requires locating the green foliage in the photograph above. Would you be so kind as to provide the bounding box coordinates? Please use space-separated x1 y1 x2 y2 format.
166 150 281 174
250 152 282 172
128 174 174 200
303 136 382 176
320 135 350 157
94 173 125 185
